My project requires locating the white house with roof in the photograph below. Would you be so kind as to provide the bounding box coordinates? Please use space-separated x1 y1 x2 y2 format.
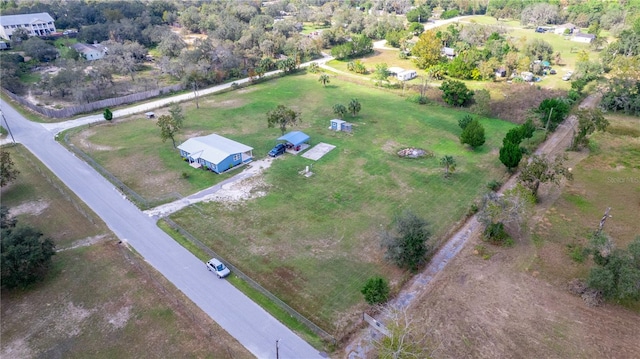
571 33 596 43
0 12 56 40
177 134 253 174
554 23 577 35
72 42 107 61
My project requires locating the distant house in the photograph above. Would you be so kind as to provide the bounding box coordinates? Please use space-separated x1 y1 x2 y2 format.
0 12 56 40
571 33 596 43
441 47 456 60
72 42 107 61
387 67 405 77
397 70 417 81
520 71 534 82
177 134 253 174
554 23 577 35
386 67 417 81
495 68 507 78
0 41 9 50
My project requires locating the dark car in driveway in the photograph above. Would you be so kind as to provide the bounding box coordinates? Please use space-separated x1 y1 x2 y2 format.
268 143 286 157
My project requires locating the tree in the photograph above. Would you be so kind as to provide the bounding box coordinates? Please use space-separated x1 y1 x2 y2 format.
412 30 442 69
156 114 182 148
458 114 473 130
499 141 523 171
0 151 20 187
22 37 58 62
318 73 330 87
168 103 184 128
440 155 456 178
520 3 559 26
536 98 570 132
332 104 347 119
470 89 491 116
519 154 573 199
374 305 432 359
440 80 474 107
460 119 486 149
374 63 390 85
266 105 300 135
524 39 553 61
381 211 432 271
571 109 609 150
587 235 640 301
348 98 361 117
1 214 56 289
103 108 113 122
478 184 535 241
361 276 390 305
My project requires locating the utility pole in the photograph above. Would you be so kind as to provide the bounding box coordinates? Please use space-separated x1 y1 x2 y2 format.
0 110 16 144
275 339 280 359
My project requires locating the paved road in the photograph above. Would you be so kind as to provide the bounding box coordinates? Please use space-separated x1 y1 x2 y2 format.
1 98 325 358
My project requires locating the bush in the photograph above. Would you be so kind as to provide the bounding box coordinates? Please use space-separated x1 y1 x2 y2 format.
483 222 513 246
458 114 473 129
361 276 390 305
441 79 474 107
487 180 502 192
441 9 460 19
381 211 432 271
460 119 486 149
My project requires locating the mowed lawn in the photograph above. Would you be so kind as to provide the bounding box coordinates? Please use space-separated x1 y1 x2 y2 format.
0 145 251 358
65 73 520 333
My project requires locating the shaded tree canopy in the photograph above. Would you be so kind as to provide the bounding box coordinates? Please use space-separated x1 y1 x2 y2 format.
381 211 432 271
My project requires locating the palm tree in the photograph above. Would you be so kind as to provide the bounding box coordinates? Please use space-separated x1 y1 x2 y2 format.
319 73 330 87
348 98 361 117
333 104 347 119
440 155 456 178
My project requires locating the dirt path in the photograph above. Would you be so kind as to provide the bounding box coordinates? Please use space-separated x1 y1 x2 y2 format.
143 158 274 218
343 93 602 358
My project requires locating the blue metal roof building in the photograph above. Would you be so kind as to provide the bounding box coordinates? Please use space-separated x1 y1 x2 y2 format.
277 131 310 146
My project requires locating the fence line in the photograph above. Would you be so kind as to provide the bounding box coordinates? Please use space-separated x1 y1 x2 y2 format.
162 217 337 345
2 83 184 119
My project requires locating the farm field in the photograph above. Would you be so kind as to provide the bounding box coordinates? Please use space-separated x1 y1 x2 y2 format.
69 73 517 336
0 145 251 359
401 114 640 358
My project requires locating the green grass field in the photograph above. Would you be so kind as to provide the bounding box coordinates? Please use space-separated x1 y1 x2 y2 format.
71 73 516 334
0 145 251 358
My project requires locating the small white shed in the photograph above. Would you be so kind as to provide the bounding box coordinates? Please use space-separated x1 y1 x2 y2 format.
330 119 345 131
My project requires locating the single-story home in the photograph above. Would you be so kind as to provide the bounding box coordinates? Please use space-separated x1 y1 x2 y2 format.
554 23 577 35
387 67 405 77
177 134 253 174
278 131 309 148
72 42 107 61
571 33 595 43
495 67 507 78
442 47 456 59
397 70 417 81
520 71 534 82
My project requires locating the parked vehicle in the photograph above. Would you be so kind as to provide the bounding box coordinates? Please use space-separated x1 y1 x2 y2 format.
206 258 231 278
549 69 557 75
535 27 546 33
562 71 573 81
268 143 286 157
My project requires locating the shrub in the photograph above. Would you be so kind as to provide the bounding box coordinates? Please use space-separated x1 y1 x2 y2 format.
487 180 502 192
460 119 486 149
483 222 513 246
361 276 390 305
458 114 473 129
